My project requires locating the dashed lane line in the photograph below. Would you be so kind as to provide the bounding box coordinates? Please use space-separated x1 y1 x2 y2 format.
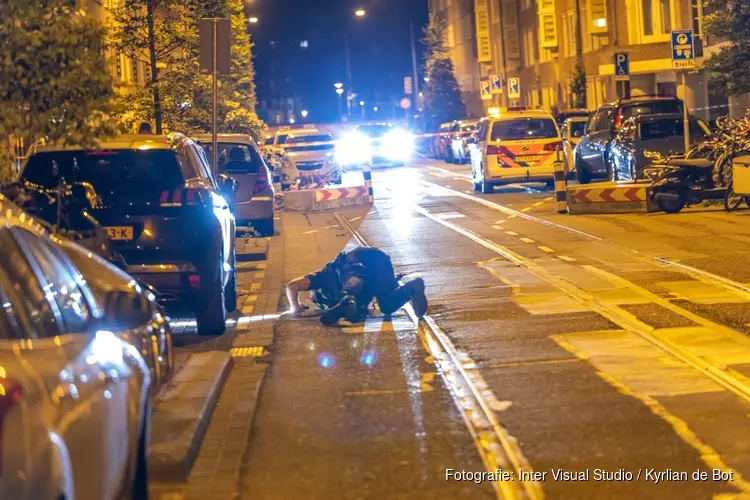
420 180 601 241
558 255 577 262
519 237 535 244
538 246 555 253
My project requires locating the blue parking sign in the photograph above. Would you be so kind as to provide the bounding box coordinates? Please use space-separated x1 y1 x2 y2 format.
490 74 502 94
671 30 695 69
614 52 629 81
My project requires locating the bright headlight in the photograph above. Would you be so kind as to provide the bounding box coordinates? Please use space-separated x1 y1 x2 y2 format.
335 132 372 165
383 129 414 161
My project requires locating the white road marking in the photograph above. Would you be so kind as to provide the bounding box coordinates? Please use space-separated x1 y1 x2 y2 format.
520 237 535 244
538 246 555 253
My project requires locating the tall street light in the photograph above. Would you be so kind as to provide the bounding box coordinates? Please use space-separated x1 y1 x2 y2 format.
345 8 366 120
335 84 344 119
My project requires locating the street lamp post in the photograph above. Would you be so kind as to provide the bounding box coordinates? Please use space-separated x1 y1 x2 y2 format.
335 84 344 120
345 8 365 119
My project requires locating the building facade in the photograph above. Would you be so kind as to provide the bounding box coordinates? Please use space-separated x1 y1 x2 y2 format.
428 0 747 120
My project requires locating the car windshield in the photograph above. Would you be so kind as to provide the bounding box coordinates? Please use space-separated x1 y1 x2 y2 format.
357 125 392 137
264 137 274 145
622 101 683 120
491 118 558 141
202 142 264 174
286 134 332 144
639 119 704 140
21 150 187 204
276 134 289 145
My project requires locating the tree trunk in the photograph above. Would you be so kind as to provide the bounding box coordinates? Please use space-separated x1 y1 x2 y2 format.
147 0 163 134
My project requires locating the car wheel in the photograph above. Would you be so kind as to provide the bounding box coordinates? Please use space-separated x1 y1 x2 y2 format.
196 273 227 336
481 172 493 194
224 249 237 312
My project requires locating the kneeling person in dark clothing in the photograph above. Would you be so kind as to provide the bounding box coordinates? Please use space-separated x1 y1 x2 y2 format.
286 247 428 325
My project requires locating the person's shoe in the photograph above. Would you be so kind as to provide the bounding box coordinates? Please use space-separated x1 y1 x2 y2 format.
320 296 358 325
407 277 428 318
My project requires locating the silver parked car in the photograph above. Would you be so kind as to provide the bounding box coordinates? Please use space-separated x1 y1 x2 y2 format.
0 200 152 500
196 134 275 236
59 237 175 393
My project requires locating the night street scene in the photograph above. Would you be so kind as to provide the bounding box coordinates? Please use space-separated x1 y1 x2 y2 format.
5 0 750 498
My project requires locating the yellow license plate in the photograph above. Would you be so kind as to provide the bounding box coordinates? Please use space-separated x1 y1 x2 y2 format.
105 226 134 241
517 155 542 163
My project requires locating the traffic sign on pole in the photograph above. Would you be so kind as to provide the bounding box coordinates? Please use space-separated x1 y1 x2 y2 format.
614 52 629 81
507 77 520 99
490 74 502 94
671 29 696 69
480 78 492 100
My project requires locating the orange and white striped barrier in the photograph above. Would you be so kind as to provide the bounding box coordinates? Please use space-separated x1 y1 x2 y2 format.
314 186 369 202
566 182 656 214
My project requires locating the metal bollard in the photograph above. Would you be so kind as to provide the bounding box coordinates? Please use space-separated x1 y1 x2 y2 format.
553 147 568 214
362 163 374 203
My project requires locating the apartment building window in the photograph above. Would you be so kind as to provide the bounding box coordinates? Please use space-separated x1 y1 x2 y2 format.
562 11 576 58
633 0 673 43
503 0 521 59
538 0 558 49
523 30 537 66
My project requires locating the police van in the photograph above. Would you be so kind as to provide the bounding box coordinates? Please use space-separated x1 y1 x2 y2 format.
470 107 562 193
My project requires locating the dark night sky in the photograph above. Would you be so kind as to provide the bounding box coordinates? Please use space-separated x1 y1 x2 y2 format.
250 0 428 123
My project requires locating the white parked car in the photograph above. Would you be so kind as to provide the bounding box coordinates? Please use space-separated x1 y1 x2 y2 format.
280 129 341 189
0 200 151 500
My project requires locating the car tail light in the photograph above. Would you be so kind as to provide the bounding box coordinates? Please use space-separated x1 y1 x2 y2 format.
614 109 624 129
159 188 210 208
543 141 563 151
486 144 501 155
254 166 270 194
188 274 201 288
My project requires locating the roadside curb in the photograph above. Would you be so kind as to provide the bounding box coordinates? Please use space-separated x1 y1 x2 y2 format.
236 237 269 261
148 350 234 483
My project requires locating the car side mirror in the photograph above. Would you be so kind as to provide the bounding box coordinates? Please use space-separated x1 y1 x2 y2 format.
102 290 153 329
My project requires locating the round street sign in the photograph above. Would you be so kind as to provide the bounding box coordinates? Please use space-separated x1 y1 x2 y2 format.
400 97 412 110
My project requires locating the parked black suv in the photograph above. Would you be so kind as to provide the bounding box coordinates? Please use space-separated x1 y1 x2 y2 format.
574 95 684 183
19 134 237 335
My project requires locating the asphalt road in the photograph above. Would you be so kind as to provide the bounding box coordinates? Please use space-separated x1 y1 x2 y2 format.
174 157 750 498
344 157 750 498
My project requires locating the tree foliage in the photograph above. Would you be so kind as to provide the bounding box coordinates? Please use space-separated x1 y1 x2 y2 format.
704 0 750 95
421 16 465 131
422 14 450 74
111 0 264 140
0 0 116 181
